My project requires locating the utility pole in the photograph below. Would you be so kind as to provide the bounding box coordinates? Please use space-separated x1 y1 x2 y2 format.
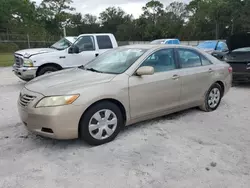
63 26 66 37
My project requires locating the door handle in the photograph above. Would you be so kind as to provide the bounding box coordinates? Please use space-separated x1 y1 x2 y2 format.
172 74 180 80
208 68 214 73
95 53 99 57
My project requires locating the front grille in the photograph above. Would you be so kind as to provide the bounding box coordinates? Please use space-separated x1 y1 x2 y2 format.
14 54 24 67
19 94 36 107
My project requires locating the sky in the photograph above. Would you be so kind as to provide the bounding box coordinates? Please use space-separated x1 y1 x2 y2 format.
34 0 190 18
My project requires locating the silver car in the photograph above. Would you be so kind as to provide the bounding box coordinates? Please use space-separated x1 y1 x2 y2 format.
17 45 232 145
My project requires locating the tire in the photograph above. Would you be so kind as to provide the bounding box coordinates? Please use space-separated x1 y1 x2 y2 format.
37 65 59 76
79 101 123 146
199 83 223 112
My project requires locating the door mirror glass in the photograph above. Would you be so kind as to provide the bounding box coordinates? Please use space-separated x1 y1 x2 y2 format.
68 45 79 54
136 66 154 76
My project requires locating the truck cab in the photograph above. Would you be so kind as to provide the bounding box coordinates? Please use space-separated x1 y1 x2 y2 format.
12 33 118 81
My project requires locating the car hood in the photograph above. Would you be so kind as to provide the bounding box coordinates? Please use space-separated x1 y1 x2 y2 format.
25 68 116 96
15 48 57 58
227 33 250 51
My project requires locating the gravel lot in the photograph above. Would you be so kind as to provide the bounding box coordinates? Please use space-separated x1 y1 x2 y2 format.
0 67 250 188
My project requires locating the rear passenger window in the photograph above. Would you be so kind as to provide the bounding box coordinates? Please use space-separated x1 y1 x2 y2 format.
97 35 113 49
177 49 202 68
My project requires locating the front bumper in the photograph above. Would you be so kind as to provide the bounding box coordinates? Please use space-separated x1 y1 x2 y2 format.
233 72 250 82
17 88 83 140
12 65 38 81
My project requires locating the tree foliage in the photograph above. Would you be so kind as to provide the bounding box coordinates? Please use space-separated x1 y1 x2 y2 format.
0 0 249 41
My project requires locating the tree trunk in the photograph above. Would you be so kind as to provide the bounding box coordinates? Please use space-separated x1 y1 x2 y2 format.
215 21 219 39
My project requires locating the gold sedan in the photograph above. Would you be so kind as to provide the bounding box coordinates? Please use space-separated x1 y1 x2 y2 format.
17 45 232 145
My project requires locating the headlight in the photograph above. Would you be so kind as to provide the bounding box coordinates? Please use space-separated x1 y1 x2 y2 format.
36 94 79 108
23 59 33 67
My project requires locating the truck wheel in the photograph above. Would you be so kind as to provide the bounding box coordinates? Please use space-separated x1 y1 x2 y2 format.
37 66 59 76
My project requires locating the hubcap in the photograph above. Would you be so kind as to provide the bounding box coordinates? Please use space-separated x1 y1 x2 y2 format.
88 109 118 140
208 88 220 108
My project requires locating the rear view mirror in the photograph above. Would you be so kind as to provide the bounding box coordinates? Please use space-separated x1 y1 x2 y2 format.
68 45 79 54
136 66 154 76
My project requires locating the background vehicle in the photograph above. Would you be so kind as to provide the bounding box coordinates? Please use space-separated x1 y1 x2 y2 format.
197 40 229 60
18 45 232 145
150 38 180 45
12 33 118 81
223 33 250 82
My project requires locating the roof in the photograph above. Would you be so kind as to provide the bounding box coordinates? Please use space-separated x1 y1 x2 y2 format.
78 33 114 37
119 44 197 50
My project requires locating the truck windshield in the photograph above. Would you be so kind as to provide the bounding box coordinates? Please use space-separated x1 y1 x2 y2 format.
84 48 147 74
50 38 72 50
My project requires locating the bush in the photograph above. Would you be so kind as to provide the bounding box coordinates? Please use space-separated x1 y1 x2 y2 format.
0 43 19 53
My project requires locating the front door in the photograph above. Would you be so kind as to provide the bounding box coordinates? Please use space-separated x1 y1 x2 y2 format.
64 35 98 67
129 48 181 119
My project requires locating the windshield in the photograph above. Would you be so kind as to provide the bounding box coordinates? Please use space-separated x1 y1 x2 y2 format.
84 48 147 74
197 41 217 49
150 39 165 44
51 38 72 50
232 47 250 52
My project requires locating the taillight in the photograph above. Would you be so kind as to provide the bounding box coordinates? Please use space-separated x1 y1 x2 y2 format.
228 66 233 73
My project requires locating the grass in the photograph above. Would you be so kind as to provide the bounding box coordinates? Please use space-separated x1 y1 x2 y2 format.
0 53 14 67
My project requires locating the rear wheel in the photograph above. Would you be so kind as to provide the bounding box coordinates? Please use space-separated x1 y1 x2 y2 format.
79 101 123 145
199 83 222 112
37 65 59 76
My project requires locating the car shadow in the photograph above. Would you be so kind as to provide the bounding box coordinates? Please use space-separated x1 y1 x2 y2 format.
26 108 198 149
232 82 250 88
120 108 198 136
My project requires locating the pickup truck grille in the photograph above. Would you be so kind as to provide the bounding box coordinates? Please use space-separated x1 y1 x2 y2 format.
14 54 24 67
19 94 36 107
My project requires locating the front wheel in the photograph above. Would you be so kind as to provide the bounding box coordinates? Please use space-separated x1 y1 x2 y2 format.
199 83 223 112
37 66 59 76
79 101 124 145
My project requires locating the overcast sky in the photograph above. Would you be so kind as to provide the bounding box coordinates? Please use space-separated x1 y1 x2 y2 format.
34 0 190 18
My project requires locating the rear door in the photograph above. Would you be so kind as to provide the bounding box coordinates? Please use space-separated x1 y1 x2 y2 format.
176 48 214 106
96 35 114 56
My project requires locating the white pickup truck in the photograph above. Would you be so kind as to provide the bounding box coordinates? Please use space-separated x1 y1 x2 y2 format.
12 33 118 81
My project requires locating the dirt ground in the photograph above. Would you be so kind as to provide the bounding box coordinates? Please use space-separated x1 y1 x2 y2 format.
0 67 250 188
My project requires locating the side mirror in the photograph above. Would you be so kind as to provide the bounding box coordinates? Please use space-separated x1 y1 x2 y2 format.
136 66 154 76
68 45 79 54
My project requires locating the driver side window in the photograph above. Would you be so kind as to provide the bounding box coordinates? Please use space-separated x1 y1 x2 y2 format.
74 36 95 52
140 49 176 73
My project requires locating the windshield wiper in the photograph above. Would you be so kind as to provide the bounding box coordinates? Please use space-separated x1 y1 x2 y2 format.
50 46 59 50
86 68 103 73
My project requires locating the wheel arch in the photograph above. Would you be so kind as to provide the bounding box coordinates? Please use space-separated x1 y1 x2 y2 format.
78 98 127 136
214 80 225 96
36 63 63 76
